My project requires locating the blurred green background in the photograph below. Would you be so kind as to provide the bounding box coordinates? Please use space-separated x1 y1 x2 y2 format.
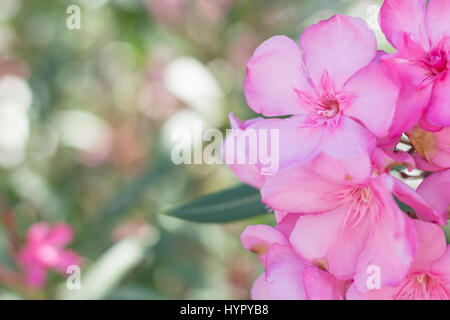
0 0 387 299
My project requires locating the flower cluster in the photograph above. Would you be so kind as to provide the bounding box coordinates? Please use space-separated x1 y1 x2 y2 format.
226 0 450 300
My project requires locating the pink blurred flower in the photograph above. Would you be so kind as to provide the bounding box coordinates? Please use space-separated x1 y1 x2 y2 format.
145 0 185 26
407 125 450 170
243 14 398 161
348 220 450 299
241 222 350 300
18 223 81 288
379 0 450 134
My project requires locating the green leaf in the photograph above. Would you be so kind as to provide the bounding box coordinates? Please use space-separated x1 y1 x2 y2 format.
163 184 268 223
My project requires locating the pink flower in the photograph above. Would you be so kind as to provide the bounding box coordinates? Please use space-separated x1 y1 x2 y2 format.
407 125 450 170
380 0 450 134
348 220 450 299
243 14 398 162
260 151 446 292
241 222 350 300
18 222 81 288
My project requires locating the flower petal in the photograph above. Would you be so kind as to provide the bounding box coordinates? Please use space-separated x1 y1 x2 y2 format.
27 223 51 244
25 264 47 288
302 266 344 300
343 63 398 137
55 250 81 273
241 225 288 263
264 244 306 300
248 116 325 173
393 178 446 224
389 84 433 137
251 273 271 300
353 176 416 292
417 169 450 219
244 36 313 117
321 116 376 158
426 74 450 127
430 247 450 276
379 0 429 49
261 163 343 213
311 151 372 185
223 114 266 188
46 223 74 248
300 15 377 90
410 220 447 273
426 0 450 47
346 283 397 300
289 206 346 263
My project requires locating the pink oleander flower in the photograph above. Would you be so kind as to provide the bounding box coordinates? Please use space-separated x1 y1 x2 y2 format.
260 151 445 293
407 125 450 170
348 220 450 299
18 222 81 288
241 221 350 300
239 14 398 165
380 0 450 135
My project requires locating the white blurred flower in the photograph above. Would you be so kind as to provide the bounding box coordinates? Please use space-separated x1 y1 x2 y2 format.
10 166 61 216
161 109 205 151
0 0 22 21
0 76 32 168
163 56 225 127
52 110 112 165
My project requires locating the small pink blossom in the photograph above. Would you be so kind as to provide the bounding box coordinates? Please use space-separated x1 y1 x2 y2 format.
18 222 81 288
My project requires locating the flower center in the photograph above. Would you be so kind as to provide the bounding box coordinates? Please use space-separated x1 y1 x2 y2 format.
318 99 340 119
426 49 448 76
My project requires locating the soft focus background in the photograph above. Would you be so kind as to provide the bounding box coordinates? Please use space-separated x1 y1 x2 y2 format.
0 0 393 299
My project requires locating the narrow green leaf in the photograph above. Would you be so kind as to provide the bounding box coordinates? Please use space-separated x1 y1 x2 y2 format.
163 184 268 223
